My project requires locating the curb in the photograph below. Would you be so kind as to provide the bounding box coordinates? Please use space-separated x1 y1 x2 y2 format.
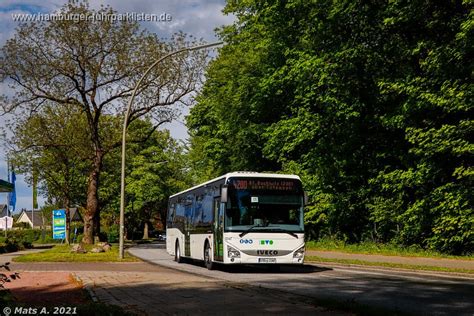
306 260 474 280
73 273 98 302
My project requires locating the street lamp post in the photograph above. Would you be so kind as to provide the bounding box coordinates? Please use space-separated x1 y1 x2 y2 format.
119 41 223 259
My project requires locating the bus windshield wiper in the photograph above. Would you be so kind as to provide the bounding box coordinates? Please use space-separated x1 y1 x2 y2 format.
239 225 263 238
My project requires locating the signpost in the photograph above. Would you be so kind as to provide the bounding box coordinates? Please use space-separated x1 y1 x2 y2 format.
1 217 13 238
52 209 66 240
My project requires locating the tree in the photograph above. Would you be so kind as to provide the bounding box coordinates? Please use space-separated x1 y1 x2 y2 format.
126 124 188 239
186 4 284 179
7 105 90 209
190 0 396 241
369 0 473 253
1 1 209 243
188 0 472 253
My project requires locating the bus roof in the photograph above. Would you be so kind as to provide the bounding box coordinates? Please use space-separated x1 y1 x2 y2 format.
169 172 301 198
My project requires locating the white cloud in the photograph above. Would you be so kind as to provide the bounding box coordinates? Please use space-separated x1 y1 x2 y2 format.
0 1 63 45
92 0 234 40
0 0 61 8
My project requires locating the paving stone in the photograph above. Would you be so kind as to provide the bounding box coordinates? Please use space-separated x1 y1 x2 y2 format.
2 250 337 315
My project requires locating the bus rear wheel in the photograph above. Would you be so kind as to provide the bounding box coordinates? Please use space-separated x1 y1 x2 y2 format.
204 242 215 270
175 240 183 263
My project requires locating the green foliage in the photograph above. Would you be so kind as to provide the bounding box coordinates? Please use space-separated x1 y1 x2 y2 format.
0 262 20 296
106 224 119 243
305 237 474 259
2 229 41 249
188 0 473 254
8 107 91 207
0 240 21 254
0 229 65 248
98 120 189 238
125 126 189 236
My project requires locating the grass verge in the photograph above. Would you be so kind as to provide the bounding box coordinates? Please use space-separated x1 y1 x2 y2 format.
305 239 474 260
306 255 474 275
12 244 140 262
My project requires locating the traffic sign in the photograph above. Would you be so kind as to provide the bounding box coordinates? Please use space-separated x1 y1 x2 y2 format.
53 209 66 240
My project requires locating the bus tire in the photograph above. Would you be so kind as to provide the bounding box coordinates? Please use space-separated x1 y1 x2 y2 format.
204 241 215 270
175 240 183 263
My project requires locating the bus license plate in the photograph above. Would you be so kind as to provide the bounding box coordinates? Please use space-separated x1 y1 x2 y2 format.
258 258 276 263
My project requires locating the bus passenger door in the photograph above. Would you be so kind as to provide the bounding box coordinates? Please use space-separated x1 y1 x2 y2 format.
184 200 192 257
213 197 223 261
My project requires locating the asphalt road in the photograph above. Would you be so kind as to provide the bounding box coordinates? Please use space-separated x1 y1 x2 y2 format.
129 243 474 316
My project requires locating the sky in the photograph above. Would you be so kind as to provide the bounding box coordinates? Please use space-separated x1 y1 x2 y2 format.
0 0 234 213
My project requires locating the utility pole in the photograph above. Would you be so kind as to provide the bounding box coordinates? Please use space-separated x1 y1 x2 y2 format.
118 41 223 259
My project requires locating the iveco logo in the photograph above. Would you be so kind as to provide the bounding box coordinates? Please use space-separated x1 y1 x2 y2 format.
257 250 278 256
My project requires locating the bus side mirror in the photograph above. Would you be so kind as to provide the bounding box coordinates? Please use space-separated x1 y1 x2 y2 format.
221 186 228 203
304 192 309 205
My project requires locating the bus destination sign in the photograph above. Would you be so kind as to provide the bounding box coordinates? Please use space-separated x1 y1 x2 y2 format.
230 179 296 191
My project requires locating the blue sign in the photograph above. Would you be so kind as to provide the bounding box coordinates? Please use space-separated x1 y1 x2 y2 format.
53 209 66 240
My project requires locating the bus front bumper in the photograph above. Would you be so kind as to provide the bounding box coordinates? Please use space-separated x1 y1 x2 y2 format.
224 246 305 265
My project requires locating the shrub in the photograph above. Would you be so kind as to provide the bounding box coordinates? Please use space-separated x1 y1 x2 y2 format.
107 225 119 243
0 262 20 303
5 229 42 246
0 240 21 253
72 233 83 244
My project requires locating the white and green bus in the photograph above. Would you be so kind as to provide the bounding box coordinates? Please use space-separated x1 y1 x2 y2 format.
166 172 306 270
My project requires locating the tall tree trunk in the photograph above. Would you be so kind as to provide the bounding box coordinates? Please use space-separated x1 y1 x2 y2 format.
143 221 149 240
93 209 101 240
83 153 102 244
159 208 167 231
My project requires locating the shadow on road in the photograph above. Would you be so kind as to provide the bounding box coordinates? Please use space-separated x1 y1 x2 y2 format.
181 257 332 274
221 264 332 274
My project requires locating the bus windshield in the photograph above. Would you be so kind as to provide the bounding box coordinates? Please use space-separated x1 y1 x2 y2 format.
224 178 304 233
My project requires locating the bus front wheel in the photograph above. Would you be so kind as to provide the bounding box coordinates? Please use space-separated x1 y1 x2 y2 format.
204 242 215 270
175 240 183 263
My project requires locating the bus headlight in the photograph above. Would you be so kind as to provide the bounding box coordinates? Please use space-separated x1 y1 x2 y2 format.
293 246 305 259
227 245 241 258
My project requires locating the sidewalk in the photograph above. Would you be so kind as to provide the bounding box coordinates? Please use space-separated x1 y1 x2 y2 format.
306 250 474 270
4 260 332 315
0 249 87 305
3 247 472 315
0 248 45 263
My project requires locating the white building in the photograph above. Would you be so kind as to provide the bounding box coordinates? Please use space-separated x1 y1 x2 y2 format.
17 210 45 229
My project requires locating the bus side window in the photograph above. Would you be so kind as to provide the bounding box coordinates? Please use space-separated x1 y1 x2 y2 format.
168 204 175 223
202 194 213 227
194 195 204 226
